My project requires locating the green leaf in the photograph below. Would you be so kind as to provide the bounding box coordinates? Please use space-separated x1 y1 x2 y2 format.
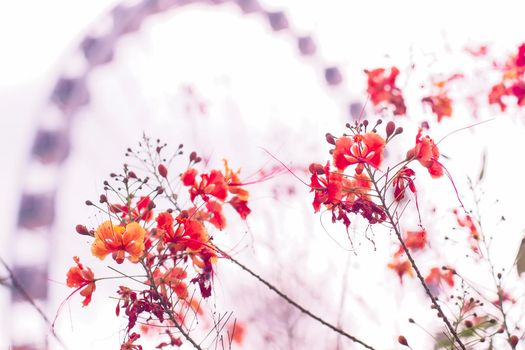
433 318 496 349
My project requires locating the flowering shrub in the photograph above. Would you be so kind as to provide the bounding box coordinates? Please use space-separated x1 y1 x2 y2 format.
64 137 251 349
56 42 525 350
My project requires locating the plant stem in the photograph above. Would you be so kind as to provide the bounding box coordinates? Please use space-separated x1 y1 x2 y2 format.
141 261 203 350
214 246 377 350
366 166 467 350
0 257 70 350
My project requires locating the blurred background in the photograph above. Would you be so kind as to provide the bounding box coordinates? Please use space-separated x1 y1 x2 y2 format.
1 0 525 349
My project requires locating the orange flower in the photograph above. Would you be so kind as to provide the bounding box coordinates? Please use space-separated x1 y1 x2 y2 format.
66 256 96 306
223 160 250 201
407 129 443 178
388 259 414 283
152 267 188 299
422 93 453 122
332 133 385 173
229 321 246 345
91 221 146 264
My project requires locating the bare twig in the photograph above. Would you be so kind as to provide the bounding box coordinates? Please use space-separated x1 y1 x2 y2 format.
214 246 377 350
0 257 70 350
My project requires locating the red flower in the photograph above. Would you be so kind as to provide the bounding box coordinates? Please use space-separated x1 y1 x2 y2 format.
181 168 198 186
156 212 175 241
422 93 453 122
407 129 443 178
453 209 480 240
332 133 385 173
425 267 454 288
394 229 427 257
167 215 210 252
392 167 416 201
121 333 142 350
511 81 525 106
66 256 96 306
309 162 344 212
366 67 407 115
187 170 228 202
489 83 508 111
229 196 251 219
488 43 525 110
205 200 226 230
111 196 154 222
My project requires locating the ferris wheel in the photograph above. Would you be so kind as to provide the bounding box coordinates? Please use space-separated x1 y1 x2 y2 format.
9 1 363 349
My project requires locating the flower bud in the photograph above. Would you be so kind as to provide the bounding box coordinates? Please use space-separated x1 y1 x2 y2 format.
325 133 336 145
158 164 168 178
308 163 325 174
386 121 396 137
398 335 408 346
147 201 156 210
75 224 90 236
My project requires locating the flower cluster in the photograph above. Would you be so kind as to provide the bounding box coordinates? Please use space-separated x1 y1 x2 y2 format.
365 67 407 116
310 121 459 291
64 137 251 349
309 120 445 230
489 43 525 111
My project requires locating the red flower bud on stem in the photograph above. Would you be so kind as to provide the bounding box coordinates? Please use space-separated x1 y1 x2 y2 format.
398 335 409 346
158 164 168 178
75 224 91 236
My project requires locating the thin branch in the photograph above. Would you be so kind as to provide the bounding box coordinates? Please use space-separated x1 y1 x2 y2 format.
214 246 377 350
365 166 467 350
0 257 70 350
